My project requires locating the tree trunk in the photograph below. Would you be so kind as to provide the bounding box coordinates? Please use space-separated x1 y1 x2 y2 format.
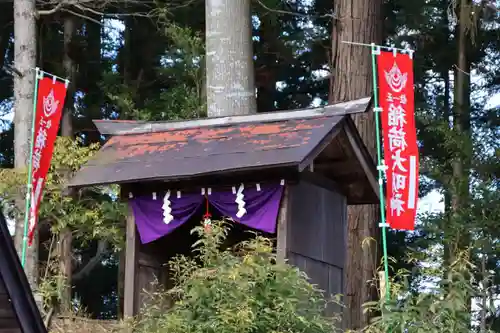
0 5 13 71
451 0 471 246
256 15 278 113
329 0 383 329
450 0 472 324
58 14 77 313
205 0 256 117
13 0 38 289
82 18 103 143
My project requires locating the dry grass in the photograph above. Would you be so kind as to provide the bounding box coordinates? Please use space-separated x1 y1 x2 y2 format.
49 316 123 333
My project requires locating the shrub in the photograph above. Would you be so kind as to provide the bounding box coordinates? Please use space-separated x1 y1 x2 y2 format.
364 251 494 333
133 220 339 333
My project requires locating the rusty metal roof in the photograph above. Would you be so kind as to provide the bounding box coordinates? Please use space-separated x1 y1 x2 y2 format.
70 115 347 187
92 97 371 136
69 97 374 188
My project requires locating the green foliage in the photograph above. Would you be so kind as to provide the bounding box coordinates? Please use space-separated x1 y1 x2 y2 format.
38 243 70 311
0 137 126 246
364 251 496 333
0 137 126 314
103 21 205 122
133 221 339 333
46 137 125 244
0 0 498 324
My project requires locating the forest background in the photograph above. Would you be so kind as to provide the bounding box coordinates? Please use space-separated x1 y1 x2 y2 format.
0 0 499 331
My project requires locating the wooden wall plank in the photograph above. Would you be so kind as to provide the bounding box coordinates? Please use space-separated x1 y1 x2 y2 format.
287 180 347 321
123 204 138 321
136 252 162 312
276 186 290 263
288 252 344 319
0 318 19 329
289 181 346 268
0 291 14 320
0 292 17 330
0 307 14 320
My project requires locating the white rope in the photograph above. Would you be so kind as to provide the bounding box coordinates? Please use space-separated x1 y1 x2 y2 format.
235 183 247 218
162 190 173 224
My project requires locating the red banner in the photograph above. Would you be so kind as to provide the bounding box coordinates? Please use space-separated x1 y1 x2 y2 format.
377 51 419 230
28 77 67 245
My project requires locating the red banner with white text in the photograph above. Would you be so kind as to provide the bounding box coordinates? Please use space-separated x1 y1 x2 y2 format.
28 77 67 245
377 51 419 230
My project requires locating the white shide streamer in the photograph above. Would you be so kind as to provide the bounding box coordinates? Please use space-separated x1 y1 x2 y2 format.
162 190 174 224
235 183 247 218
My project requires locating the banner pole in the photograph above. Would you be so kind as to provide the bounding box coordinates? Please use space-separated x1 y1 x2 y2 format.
21 67 41 267
370 44 391 302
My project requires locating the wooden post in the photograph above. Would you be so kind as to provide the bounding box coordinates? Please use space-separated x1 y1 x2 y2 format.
124 204 138 326
276 186 289 263
378 270 386 301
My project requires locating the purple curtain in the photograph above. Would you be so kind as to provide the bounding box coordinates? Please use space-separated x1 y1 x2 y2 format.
129 183 284 244
209 184 283 234
130 194 203 244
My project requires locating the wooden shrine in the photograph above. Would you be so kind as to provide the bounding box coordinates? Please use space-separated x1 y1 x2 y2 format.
69 97 379 321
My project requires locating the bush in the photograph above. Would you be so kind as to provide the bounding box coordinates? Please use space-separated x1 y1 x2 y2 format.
133 220 339 333
364 251 494 333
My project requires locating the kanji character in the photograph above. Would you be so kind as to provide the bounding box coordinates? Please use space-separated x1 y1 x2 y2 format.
399 94 407 105
388 104 407 128
390 192 405 216
391 149 407 172
392 172 407 191
35 128 48 150
388 126 408 151
32 149 42 171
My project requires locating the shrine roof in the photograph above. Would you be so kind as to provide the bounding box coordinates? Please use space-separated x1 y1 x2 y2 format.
0 206 48 333
69 97 377 202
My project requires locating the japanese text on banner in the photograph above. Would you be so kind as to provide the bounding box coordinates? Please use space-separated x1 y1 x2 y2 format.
28 77 67 245
377 51 419 230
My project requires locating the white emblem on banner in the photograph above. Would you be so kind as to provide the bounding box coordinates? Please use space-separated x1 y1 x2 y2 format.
43 89 60 118
235 184 247 218
162 190 173 224
384 62 408 93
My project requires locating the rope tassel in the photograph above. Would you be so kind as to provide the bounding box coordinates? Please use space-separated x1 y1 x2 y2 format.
162 190 173 224
235 183 247 218
203 194 212 232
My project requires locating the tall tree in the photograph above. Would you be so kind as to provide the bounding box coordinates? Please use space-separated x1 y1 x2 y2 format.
449 0 472 258
205 0 256 117
13 0 38 289
58 13 77 312
329 0 383 329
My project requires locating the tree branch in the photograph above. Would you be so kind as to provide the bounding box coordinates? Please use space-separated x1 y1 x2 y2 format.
72 239 108 282
61 8 102 25
36 0 155 22
36 1 64 17
254 0 336 19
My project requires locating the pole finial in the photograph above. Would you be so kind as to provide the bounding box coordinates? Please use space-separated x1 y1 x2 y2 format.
35 68 44 80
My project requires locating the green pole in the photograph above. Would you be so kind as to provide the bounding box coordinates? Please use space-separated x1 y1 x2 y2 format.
370 44 391 302
21 67 41 267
